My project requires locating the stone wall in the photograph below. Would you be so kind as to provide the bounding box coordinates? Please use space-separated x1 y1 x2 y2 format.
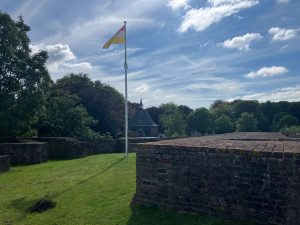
30 137 151 159
0 142 48 165
31 137 88 159
132 133 300 225
78 138 123 155
0 155 10 172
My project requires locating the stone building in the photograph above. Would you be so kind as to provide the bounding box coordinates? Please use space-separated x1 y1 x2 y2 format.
128 100 158 137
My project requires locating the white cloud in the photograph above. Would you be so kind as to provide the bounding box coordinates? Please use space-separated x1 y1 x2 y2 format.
134 84 150 93
30 44 92 73
276 0 289 3
268 27 298 41
168 0 189 10
228 85 300 102
208 0 251 6
187 80 244 93
246 66 288 78
222 33 262 50
178 0 259 32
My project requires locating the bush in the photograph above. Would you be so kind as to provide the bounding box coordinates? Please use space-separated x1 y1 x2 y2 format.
280 125 300 134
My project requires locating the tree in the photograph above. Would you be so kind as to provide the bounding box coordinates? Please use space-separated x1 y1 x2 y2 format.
210 100 233 119
37 90 97 138
232 100 268 131
236 112 258 132
160 111 187 137
275 114 298 131
54 74 125 137
159 103 187 137
178 105 193 118
0 12 52 141
215 114 235 134
187 107 214 135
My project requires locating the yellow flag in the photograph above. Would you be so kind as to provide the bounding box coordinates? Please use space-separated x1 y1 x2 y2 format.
103 25 125 49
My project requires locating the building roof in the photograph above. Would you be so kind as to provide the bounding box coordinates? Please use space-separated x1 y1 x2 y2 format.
129 100 158 127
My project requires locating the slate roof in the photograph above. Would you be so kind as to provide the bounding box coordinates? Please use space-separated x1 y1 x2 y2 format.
129 102 158 127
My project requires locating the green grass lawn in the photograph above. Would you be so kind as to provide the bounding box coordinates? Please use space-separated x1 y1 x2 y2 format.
0 153 249 225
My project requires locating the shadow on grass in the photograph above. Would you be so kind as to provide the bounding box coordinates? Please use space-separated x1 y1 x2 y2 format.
49 156 126 198
127 206 250 225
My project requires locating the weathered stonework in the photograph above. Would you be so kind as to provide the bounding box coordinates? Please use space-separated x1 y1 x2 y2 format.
0 155 10 172
31 137 87 159
30 137 158 159
0 142 48 165
132 132 300 225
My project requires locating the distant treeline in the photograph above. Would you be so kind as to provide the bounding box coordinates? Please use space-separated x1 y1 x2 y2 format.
1 11 299 142
146 100 300 137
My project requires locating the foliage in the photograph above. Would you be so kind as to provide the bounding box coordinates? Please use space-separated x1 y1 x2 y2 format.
54 74 125 137
236 112 258 132
178 105 193 118
280 125 300 134
187 107 214 135
36 90 98 138
210 100 233 118
159 103 187 137
147 100 300 135
215 114 235 134
0 12 51 141
275 114 298 131
232 100 268 131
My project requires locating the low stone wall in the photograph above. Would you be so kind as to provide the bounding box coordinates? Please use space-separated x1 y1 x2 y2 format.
78 138 123 155
132 133 300 225
31 137 87 159
0 155 10 172
0 142 48 165
31 137 137 159
28 137 161 160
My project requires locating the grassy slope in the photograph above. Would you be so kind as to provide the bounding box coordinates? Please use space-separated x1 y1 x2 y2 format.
0 153 248 225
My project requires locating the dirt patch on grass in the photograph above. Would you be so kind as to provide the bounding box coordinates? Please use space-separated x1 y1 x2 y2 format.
29 197 56 213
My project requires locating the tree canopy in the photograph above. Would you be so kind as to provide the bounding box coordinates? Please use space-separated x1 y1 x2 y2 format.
145 100 300 137
36 90 98 138
53 73 125 137
0 12 51 141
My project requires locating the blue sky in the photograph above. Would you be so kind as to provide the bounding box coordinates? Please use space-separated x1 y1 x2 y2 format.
1 0 300 108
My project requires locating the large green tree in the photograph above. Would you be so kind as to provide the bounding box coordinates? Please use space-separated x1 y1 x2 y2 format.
37 90 98 138
0 12 51 141
54 74 125 137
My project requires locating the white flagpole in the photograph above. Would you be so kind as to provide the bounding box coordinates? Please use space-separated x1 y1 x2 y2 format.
124 21 128 157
